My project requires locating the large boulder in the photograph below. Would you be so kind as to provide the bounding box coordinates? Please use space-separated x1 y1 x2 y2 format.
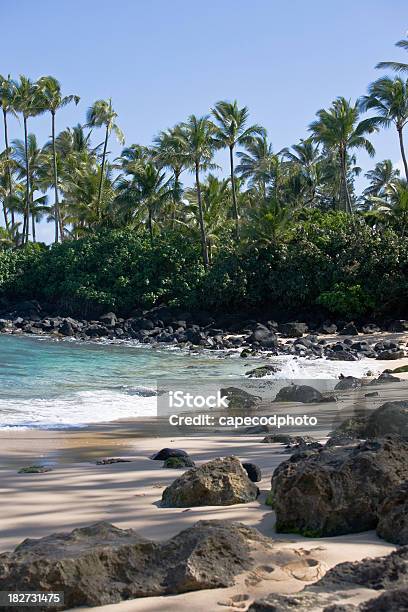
279 322 308 338
271 436 408 537
334 376 363 391
274 385 323 404
376 481 408 544
246 365 279 378
364 401 408 438
247 326 278 349
220 387 261 411
161 456 259 507
0 520 266 610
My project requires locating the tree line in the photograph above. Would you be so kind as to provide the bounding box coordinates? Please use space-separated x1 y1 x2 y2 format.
1 37 408 267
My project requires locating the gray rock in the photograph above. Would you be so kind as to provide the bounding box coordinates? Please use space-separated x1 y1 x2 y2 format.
279 322 308 338
274 385 323 404
161 456 259 507
246 365 279 378
271 436 408 537
334 376 363 391
376 481 408 544
242 462 262 482
151 448 188 461
220 387 261 410
365 400 408 438
163 456 196 469
0 520 265 610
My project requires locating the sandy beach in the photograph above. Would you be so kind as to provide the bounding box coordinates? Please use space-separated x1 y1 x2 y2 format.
0 372 406 611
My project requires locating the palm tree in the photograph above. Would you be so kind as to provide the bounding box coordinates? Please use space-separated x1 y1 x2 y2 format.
185 174 230 262
361 76 408 181
236 135 276 197
86 99 124 221
376 38 408 73
114 151 171 242
13 77 44 242
11 133 48 241
177 116 218 268
153 124 186 226
363 160 400 199
283 139 322 207
212 100 265 238
37 76 79 243
0 75 17 227
309 97 376 213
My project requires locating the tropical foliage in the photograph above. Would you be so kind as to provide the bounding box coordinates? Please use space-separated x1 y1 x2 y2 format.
1 38 408 318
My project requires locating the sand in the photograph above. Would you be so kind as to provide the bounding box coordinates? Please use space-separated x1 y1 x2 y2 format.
0 371 406 611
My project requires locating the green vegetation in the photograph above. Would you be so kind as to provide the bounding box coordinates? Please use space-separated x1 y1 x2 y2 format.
1 38 408 318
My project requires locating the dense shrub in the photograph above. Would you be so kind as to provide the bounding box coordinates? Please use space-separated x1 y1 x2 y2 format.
1 213 408 319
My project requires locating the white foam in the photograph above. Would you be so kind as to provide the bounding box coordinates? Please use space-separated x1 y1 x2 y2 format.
0 389 157 430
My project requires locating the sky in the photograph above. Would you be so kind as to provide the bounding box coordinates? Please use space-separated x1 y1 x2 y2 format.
1 0 408 242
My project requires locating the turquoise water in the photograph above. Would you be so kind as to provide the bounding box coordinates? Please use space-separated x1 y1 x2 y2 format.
0 335 247 429
0 335 378 429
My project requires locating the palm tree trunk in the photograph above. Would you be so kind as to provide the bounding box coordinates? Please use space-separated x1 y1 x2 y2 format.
195 161 209 269
340 150 353 214
229 146 240 240
148 206 153 245
51 111 60 243
97 124 109 221
2 110 11 228
397 126 408 182
23 115 30 243
31 213 36 242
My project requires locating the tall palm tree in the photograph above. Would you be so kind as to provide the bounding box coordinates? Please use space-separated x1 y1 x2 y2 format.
177 115 218 268
12 133 48 241
13 76 44 242
86 99 124 221
309 97 376 213
361 76 408 181
153 124 186 226
37 76 79 243
212 100 265 238
283 139 322 207
114 152 171 242
363 160 400 199
236 135 276 197
376 38 408 73
0 75 17 227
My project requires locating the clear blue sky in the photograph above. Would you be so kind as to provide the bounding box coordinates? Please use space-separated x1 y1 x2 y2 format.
2 0 408 242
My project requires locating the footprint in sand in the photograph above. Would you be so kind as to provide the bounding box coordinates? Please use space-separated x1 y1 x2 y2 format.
283 557 326 581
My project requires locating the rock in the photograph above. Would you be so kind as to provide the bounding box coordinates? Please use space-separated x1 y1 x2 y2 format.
271 436 408 536
248 592 345 611
246 365 279 378
274 385 323 404
0 520 266 609
163 456 196 469
0 319 12 331
262 434 316 445
393 364 408 373
315 544 408 591
18 465 52 474
317 322 337 335
365 401 408 438
220 387 261 410
150 448 188 461
368 371 401 384
359 588 408 611
96 457 134 465
248 326 278 349
245 424 271 434
242 462 262 482
326 350 358 361
364 391 378 397
161 456 259 507
325 435 359 448
376 481 408 544
99 312 117 326
59 319 74 336
339 322 359 336
334 376 363 391
377 349 405 360
279 322 308 338
361 323 381 334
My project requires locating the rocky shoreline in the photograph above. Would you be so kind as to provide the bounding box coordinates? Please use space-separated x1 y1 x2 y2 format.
1 299 408 362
